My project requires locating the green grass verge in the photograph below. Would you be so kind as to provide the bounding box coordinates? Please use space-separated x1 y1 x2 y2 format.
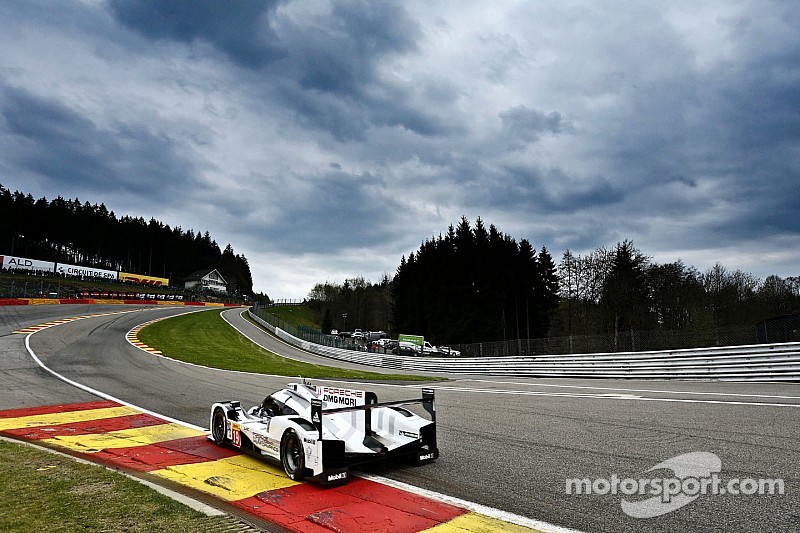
138 309 440 381
0 440 244 532
266 305 320 329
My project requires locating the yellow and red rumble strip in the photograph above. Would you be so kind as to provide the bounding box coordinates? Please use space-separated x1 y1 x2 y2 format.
0 402 538 532
0 297 241 308
126 323 162 355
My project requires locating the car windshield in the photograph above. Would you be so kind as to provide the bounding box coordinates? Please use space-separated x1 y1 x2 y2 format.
274 398 299 416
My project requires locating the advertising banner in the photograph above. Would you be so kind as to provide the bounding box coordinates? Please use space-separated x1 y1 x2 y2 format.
0 255 56 273
56 263 118 280
119 272 169 287
398 334 424 347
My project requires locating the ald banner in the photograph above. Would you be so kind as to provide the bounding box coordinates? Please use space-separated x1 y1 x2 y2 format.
0 255 56 273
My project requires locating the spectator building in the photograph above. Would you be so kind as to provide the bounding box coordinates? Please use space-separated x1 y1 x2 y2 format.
184 269 228 294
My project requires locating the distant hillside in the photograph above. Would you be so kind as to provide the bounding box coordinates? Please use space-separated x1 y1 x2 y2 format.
0 183 253 295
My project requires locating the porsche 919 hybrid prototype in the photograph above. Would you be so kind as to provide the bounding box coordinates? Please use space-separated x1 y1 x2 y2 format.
210 382 438 484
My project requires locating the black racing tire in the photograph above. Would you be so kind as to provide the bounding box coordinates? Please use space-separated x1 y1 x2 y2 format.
211 408 228 446
280 429 306 481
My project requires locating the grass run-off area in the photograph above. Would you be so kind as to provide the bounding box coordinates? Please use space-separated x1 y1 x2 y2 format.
264 304 320 329
0 439 243 532
137 309 439 382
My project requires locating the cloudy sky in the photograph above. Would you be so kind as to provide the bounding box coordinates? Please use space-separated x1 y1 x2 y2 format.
1 1 798 297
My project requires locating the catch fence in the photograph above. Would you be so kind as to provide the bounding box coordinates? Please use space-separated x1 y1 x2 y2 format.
251 303 365 351
450 325 768 357
252 303 798 357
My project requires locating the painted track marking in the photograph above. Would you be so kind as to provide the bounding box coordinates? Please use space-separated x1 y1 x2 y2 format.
16 310 572 532
0 401 554 532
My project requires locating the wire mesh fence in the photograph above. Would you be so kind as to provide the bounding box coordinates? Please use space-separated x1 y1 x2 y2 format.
448 325 766 357
0 278 70 299
253 303 800 358
252 303 370 352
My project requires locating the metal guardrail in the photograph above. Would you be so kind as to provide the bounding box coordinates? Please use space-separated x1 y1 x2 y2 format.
247 310 800 382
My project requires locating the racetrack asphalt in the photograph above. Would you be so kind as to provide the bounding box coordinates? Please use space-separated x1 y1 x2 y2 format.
2 305 798 532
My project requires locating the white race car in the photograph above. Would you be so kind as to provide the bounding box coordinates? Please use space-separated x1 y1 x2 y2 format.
209 382 438 484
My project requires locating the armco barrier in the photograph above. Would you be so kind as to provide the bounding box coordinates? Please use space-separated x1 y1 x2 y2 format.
247 310 800 382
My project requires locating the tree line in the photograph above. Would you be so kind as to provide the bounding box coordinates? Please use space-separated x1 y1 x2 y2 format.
307 220 799 346
556 240 800 339
392 217 559 344
307 275 392 336
308 217 560 345
0 184 254 295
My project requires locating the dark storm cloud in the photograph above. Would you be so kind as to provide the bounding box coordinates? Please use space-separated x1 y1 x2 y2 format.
613 37 800 239
269 1 438 140
276 80 453 142
712 51 800 158
557 1 800 262
289 1 419 95
109 0 436 142
479 165 623 214
253 169 402 254
109 0 418 97
0 83 198 199
108 0 285 68
499 106 567 149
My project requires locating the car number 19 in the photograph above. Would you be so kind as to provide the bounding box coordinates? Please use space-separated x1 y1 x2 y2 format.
231 422 241 447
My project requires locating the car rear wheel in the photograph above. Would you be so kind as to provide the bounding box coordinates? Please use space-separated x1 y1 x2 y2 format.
281 429 306 481
211 408 228 445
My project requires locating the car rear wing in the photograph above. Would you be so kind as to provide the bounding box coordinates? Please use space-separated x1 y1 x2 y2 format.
310 388 436 441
